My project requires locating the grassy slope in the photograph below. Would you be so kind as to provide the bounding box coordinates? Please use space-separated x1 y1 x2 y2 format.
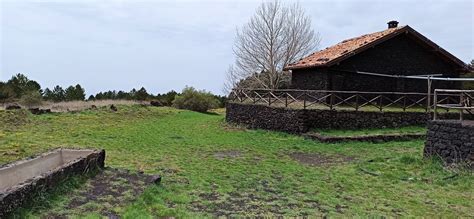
0 106 472 218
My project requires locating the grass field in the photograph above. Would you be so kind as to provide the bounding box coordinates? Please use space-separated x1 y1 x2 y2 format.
0 105 472 218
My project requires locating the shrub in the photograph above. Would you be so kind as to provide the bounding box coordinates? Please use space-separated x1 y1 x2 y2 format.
463 72 474 90
213 95 228 108
156 90 178 106
51 85 66 102
0 82 15 103
134 87 149 101
20 91 43 108
65 84 86 101
5 73 41 98
172 87 219 112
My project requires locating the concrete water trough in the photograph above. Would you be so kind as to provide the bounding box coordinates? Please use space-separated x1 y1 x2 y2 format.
0 148 105 217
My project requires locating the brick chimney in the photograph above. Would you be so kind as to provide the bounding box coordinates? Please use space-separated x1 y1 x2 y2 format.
387 20 399 29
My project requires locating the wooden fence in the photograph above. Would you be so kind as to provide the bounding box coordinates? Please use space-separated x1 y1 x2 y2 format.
433 89 474 120
229 89 464 112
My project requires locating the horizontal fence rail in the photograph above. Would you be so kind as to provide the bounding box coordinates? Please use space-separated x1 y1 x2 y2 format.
229 89 463 112
433 89 474 120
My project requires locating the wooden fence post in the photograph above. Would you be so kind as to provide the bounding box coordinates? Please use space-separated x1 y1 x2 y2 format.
402 95 406 112
460 92 464 121
268 92 271 106
329 92 334 110
303 92 307 109
253 91 256 104
355 94 359 111
427 77 432 113
433 90 438 120
379 95 383 112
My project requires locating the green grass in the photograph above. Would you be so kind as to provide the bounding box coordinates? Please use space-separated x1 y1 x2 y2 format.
313 125 427 137
1 105 473 218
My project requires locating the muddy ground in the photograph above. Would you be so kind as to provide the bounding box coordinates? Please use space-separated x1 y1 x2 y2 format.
41 151 354 218
43 168 158 218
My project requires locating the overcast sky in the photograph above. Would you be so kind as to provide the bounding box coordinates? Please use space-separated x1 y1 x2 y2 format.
1 0 472 95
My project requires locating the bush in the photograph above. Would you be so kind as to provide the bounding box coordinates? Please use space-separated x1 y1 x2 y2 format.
5 73 41 98
213 95 227 108
20 91 43 108
463 72 474 90
134 87 149 101
156 90 178 106
172 87 219 112
0 82 15 103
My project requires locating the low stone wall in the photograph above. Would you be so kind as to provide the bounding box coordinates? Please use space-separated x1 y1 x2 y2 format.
303 133 425 143
304 109 429 130
226 103 308 133
0 149 106 217
424 121 474 165
226 103 430 133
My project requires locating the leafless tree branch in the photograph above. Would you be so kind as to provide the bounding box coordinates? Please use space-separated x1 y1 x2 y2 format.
224 0 320 93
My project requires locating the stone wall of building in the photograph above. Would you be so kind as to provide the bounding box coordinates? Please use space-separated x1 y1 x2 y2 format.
335 34 459 78
290 34 462 93
424 120 474 165
291 68 328 90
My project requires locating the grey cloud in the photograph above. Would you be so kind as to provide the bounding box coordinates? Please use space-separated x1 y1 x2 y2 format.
1 0 472 95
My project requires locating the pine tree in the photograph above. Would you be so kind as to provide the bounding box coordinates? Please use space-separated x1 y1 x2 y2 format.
52 85 65 102
74 84 86 101
42 88 54 101
65 85 76 101
135 87 149 100
6 73 41 98
88 95 95 101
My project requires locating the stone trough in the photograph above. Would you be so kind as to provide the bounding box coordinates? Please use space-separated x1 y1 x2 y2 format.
0 148 105 217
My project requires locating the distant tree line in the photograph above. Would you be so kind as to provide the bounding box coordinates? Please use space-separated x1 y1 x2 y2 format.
0 73 226 108
87 88 178 106
0 73 88 103
88 88 226 107
43 84 86 102
0 73 42 103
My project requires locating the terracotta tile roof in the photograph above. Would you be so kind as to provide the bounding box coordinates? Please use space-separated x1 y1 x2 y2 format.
285 26 407 70
286 25 469 71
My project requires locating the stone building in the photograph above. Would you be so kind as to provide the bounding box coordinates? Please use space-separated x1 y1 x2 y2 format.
284 21 469 92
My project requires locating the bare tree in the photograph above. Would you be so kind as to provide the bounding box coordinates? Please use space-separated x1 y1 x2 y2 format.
224 0 320 93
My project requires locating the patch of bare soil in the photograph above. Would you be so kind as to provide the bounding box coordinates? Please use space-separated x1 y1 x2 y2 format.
289 152 355 166
189 178 328 217
214 150 241 160
46 168 159 218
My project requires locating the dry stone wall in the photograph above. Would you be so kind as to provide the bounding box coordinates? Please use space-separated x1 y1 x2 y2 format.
424 120 474 165
226 103 431 133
